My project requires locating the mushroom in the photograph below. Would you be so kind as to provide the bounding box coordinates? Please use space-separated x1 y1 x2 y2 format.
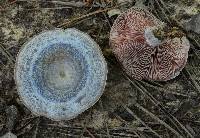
110 7 190 81
15 28 107 120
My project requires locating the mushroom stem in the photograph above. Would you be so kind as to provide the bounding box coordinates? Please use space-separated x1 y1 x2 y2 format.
145 25 186 47
144 27 162 47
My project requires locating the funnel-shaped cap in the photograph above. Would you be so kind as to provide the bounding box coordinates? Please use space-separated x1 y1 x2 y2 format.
15 28 107 120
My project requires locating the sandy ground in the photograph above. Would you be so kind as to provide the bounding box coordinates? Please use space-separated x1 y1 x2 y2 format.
0 0 200 137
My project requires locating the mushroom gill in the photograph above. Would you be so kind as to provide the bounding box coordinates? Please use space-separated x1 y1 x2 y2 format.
15 28 107 120
110 7 190 81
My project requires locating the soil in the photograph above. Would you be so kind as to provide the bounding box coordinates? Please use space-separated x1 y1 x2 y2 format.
0 0 200 137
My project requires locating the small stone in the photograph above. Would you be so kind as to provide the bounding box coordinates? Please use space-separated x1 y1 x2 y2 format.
184 13 200 34
1 132 17 138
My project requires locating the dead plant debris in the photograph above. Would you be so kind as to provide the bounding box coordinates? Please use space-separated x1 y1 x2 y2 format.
0 0 200 137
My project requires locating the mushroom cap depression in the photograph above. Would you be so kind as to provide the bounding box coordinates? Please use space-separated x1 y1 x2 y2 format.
110 7 190 81
15 28 107 120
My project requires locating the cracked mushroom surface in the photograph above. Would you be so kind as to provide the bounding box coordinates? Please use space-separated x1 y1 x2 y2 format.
15 28 107 120
110 7 190 81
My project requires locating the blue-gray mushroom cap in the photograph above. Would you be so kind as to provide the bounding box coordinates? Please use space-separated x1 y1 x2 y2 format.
15 28 107 120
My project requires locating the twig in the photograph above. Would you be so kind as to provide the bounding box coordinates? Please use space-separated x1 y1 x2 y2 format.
134 103 183 138
15 117 39 133
139 81 190 98
16 0 84 7
158 0 172 15
79 111 92 138
86 129 95 138
48 1 85 7
96 2 112 29
112 113 142 137
188 34 200 49
99 99 111 138
57 4 124 28
123 105 162 138
33 117 40 138
154 0 171 24
19 6 72 11
183 68 200 93
0 43 15 64
125 75 194 138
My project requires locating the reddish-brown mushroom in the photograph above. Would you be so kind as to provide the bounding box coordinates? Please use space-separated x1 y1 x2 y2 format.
110 7 190 81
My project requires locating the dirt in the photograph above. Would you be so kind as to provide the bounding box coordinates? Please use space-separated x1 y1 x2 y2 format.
0 0 200 138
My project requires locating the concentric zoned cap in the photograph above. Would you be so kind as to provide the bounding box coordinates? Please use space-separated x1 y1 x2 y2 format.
15 28 107 120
